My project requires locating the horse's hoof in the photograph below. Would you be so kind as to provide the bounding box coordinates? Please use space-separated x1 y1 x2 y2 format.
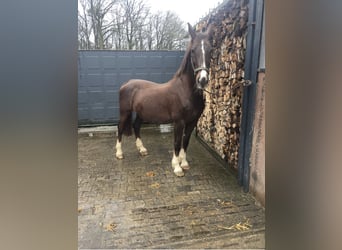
181 162 190 170
174 166 184 177
139 149 148 156
116 153 124 159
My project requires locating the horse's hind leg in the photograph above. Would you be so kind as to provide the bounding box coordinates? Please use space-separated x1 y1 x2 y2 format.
116 111 131 159
116 124 124 159
133 115 148 156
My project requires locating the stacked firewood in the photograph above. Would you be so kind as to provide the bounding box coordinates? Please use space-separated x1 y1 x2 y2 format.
196 0 248 169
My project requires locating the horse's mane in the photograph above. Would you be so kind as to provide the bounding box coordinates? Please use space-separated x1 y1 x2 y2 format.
175 41 192 77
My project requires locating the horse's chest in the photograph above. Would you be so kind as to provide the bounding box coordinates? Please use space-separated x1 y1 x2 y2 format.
182 99 204 120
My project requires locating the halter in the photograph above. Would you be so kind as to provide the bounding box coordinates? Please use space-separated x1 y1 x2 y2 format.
194 66 209 74
190 55 209 76
189 52 252 94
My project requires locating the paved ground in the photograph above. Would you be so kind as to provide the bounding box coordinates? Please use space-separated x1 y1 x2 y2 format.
78 125 265 249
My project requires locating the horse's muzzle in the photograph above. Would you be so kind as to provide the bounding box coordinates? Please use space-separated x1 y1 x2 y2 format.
196 69 209 89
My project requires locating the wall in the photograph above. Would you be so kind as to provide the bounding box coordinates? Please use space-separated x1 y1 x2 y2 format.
249 2 265 206
249 71 265 206
78 50 184 125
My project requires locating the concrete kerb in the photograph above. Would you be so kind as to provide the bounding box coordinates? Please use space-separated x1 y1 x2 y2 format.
78 126 118 137
78 124 173 136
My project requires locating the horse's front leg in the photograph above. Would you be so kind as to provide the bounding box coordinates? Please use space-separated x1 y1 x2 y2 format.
179 119 198 170
172 121 185 177
136 138 148 156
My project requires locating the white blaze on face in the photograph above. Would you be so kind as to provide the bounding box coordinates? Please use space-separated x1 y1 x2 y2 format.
199 40 208 83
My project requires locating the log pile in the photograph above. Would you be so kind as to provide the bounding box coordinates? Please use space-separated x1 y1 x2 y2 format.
196 0 249 169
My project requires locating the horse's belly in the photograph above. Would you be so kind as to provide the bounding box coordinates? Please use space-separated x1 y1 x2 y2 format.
133 100 171 124
147 116 173 124
132 86 204 124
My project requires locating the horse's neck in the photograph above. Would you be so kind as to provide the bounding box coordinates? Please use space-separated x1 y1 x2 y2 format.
171 49 202 96
179 55 196 89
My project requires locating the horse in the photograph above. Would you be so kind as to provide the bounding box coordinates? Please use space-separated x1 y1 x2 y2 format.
115 23 214 177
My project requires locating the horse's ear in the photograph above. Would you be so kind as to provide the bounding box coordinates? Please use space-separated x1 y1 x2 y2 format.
188 23 196 40
206 23 215 39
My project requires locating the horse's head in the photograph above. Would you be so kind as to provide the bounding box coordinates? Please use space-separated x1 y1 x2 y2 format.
188 23 214 90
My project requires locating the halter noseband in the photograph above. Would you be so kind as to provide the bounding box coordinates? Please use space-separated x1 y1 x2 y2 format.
193 66 209 74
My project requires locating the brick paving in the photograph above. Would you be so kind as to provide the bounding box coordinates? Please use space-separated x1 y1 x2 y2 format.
78 125 265 249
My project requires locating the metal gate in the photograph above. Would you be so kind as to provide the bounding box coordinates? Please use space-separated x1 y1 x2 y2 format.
78 50 184 125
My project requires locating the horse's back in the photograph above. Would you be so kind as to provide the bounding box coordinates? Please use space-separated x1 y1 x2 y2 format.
119 79 163 112
120 79 160 92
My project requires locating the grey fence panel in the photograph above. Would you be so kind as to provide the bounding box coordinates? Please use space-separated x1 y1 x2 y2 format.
78 50 184 125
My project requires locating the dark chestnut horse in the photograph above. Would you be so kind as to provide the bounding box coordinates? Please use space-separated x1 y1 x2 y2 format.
116 23 214 177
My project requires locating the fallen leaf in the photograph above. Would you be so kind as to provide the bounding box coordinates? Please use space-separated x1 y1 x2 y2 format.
150 182 160 188
146 171 156 177
105 222 117 232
